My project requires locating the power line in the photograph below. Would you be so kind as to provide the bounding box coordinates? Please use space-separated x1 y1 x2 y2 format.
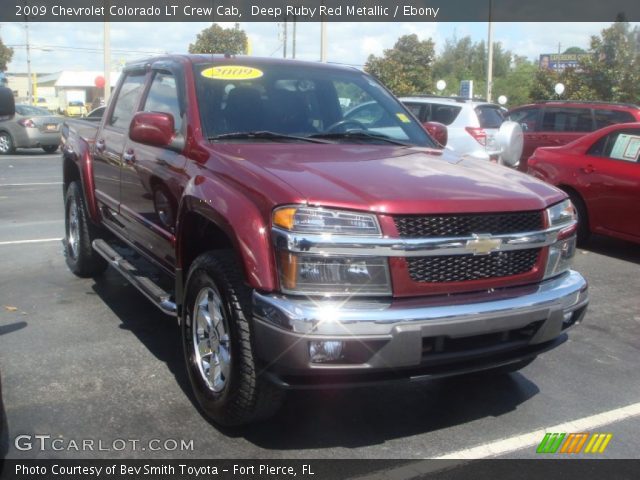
8 44 165 55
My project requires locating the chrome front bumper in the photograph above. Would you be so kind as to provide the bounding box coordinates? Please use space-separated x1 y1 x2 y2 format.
252 271 588 382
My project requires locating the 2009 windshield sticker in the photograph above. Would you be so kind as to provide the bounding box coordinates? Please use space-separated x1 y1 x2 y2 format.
396 113 411 123
201 66 264 80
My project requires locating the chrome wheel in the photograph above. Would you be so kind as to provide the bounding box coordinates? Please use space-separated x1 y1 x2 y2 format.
67 196 80 260
192 286 231 393
0 133 11 154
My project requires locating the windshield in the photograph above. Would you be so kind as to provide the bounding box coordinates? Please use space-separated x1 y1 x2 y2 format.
193 62 435 147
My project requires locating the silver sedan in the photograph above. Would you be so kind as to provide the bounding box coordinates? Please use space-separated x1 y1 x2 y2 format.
0 104 63 154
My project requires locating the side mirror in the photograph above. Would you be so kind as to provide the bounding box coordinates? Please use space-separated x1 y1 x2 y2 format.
129 111 175 147
0 86 16 119
422 121 448 147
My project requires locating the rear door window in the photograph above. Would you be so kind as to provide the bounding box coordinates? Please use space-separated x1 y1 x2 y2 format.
403 103 425 122
427 104 461 125
509 107 540 132
541 107 593 132
593 109 636 129
588 128 640 161
475 105 505 128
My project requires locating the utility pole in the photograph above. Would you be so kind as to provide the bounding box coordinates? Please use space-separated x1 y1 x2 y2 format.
486 0 493 102
292 17 296 59
283 20 287 58
25 22 32 105
320 21 327 62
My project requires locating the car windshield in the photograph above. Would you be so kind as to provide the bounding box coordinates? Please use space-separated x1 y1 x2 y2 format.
16 105 49 116
69 101 84 106
194 62 435 147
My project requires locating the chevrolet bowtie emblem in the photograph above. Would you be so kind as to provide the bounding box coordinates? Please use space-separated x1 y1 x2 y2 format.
466 234 502 255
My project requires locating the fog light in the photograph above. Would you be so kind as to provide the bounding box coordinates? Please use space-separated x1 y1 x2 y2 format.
309 341 344 363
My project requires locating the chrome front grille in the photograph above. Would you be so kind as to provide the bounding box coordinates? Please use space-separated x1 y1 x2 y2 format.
394 211 544 238
406 249 540 283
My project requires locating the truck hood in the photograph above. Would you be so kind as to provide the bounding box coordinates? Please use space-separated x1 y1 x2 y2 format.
212 143 565 214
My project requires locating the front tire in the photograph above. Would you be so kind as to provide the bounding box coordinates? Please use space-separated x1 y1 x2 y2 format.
0 131 15 155
42 145 58 154
64 182 108 277
566 191 590 245
182 251 284 426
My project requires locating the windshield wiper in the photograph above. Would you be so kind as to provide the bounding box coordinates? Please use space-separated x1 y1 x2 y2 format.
309 130 409 146
209 131 329 143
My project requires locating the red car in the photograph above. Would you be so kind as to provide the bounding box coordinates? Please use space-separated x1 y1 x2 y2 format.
509 101 640 171
528 122 640 244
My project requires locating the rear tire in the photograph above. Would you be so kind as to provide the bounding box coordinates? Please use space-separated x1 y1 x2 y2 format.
64 182 108 277
0 131 15 155
42 145 58 154
182 251 284 426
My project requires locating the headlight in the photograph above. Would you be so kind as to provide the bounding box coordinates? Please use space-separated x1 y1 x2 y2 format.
273 206 390 296
277 252 391 296
273 206 381 236
546 198 576 229
544 199 577 280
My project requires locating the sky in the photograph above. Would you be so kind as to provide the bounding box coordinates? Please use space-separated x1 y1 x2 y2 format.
0 21 635 74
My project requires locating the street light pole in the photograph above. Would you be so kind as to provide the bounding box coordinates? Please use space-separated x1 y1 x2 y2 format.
25 22 32 105
486 0 493 102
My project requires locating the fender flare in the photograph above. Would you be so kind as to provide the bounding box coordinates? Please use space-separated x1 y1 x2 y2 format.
175 175 277 292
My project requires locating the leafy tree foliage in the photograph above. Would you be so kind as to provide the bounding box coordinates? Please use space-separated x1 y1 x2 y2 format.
188 23 248 55
0 36 13 72
580 21 639 103
364 34 435 96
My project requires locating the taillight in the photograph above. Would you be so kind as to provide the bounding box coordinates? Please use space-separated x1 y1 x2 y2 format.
18 118 36 128
465 127 487 146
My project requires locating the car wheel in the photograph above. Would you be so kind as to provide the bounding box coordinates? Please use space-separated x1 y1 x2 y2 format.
182 251 284 426
566 191 590 245
0 131 15 155
64 182 108 277
42 145 58 154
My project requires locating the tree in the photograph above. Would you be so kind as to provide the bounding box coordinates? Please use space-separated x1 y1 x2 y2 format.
563 46 587 54
0 36 13 72
188 23 248 55
493 57 537 106
431 35 513 98
364 34 435 96
528 67 596 101
579 21 640 103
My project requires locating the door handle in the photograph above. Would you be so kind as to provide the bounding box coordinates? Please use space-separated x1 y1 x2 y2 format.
123 150 136 165
95 139 105 152
581 164 595 174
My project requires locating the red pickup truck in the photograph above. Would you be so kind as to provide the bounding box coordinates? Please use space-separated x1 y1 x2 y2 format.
51 56 590 425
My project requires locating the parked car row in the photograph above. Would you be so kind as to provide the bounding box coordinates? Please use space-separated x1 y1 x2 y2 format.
2 85 637 250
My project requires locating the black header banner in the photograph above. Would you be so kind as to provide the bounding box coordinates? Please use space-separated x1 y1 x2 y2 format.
5 0 640 22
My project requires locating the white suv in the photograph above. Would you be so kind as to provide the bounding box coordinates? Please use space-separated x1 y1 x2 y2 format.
399 96 523 166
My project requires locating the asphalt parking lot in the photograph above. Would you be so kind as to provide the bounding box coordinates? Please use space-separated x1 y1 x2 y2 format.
1 151 639 462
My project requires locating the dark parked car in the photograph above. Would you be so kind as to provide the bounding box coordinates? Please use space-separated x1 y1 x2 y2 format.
509 101 640 171
0 104 62 154
528 122 640 244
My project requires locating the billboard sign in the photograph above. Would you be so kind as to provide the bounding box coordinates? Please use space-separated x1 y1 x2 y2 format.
539 53 592 71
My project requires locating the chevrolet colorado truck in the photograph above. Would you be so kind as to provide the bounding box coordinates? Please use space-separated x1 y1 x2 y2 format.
50 57 589 426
